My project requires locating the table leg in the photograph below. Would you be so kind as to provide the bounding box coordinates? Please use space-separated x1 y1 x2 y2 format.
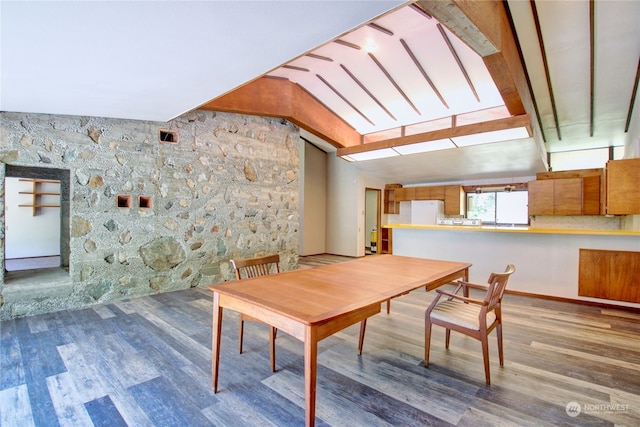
304 325 318 427
212 292 223 392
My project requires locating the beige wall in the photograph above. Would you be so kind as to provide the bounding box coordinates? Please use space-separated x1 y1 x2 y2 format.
300 142 327 256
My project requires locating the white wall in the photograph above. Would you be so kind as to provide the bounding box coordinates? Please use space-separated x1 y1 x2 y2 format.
624 84 640 158
326 155 388 257
4 177 60 258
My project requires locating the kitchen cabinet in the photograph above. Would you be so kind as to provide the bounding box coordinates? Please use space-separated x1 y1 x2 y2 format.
384 184 464 216
579 249 640 303
528 180 554 215
384 184 402 214
380 227 392 254
444 185 465 216
528 176 600 216
394 187 414 202
414 186 444 200
606 158 640 214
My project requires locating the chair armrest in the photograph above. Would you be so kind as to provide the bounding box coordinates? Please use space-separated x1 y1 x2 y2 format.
455 281 489 291
435 289 486 305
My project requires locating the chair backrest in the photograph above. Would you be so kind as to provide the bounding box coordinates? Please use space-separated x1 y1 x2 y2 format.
231 254 280 280
482 264 516 311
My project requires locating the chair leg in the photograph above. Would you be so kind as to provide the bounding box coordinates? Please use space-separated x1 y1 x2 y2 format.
445 329 451 349
497 323 504 366
269 326 277 372
481 335 491 385
358 319 367 355
238 318 245 354
424 320 432 366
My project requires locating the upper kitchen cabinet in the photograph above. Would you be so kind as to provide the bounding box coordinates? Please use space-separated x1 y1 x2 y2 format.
606 158 640 215
528 169 602 216
414 186 445 200
384 184 402 214
444 185 465 216
528 179 555 215
386 184 463 216
394 187 414 202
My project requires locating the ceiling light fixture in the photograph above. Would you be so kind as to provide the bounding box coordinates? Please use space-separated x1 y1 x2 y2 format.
363 37 378 53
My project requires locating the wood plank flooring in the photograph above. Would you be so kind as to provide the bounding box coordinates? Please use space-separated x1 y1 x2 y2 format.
1 254 639 426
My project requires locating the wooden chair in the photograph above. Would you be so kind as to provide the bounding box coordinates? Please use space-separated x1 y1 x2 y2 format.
424 264 515 385
230 254 280 372
357 298 398 354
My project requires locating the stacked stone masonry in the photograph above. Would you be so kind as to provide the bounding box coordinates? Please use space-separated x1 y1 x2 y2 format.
0 110 300 319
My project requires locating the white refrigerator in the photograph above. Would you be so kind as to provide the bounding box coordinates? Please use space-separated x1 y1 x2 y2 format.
398 200 444 225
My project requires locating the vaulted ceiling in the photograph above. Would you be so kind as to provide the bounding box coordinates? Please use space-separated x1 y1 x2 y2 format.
2 1 638 184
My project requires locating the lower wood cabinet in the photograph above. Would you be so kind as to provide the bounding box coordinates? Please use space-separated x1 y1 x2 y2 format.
380 228 392 254
579 249 640 303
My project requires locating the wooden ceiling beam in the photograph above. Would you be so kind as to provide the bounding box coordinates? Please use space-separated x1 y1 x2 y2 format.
337 115 531 156
416 0 528 116
200 77 361 148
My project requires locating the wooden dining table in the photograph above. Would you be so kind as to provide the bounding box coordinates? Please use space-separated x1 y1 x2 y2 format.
209 254 471 427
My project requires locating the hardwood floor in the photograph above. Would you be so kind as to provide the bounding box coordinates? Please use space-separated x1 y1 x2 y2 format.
1 254 639 426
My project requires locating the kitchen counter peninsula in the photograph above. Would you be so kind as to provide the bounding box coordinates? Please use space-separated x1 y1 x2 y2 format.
384 223 640 236
384 223 640 309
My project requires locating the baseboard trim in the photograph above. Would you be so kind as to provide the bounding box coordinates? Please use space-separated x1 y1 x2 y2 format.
505 289 640 312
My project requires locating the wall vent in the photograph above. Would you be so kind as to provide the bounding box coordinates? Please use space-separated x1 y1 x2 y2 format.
116 194 132 209
138 195 153 210
159 129 179 144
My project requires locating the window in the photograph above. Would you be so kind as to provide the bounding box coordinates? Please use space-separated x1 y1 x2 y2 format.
549 146 625 171
466 190 529 226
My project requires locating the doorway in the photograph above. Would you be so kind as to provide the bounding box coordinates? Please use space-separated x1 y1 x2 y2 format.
3 165 70 273
365 188 381 255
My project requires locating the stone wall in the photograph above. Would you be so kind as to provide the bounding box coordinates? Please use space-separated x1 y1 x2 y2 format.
0 110 300 319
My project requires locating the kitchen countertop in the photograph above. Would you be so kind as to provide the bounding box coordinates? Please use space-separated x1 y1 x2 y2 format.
383 223 640 236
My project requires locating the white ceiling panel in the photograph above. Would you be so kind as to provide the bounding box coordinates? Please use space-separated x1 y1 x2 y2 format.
1 0 405 121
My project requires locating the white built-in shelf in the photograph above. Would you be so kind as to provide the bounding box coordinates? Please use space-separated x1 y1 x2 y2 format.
18 179 61 215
